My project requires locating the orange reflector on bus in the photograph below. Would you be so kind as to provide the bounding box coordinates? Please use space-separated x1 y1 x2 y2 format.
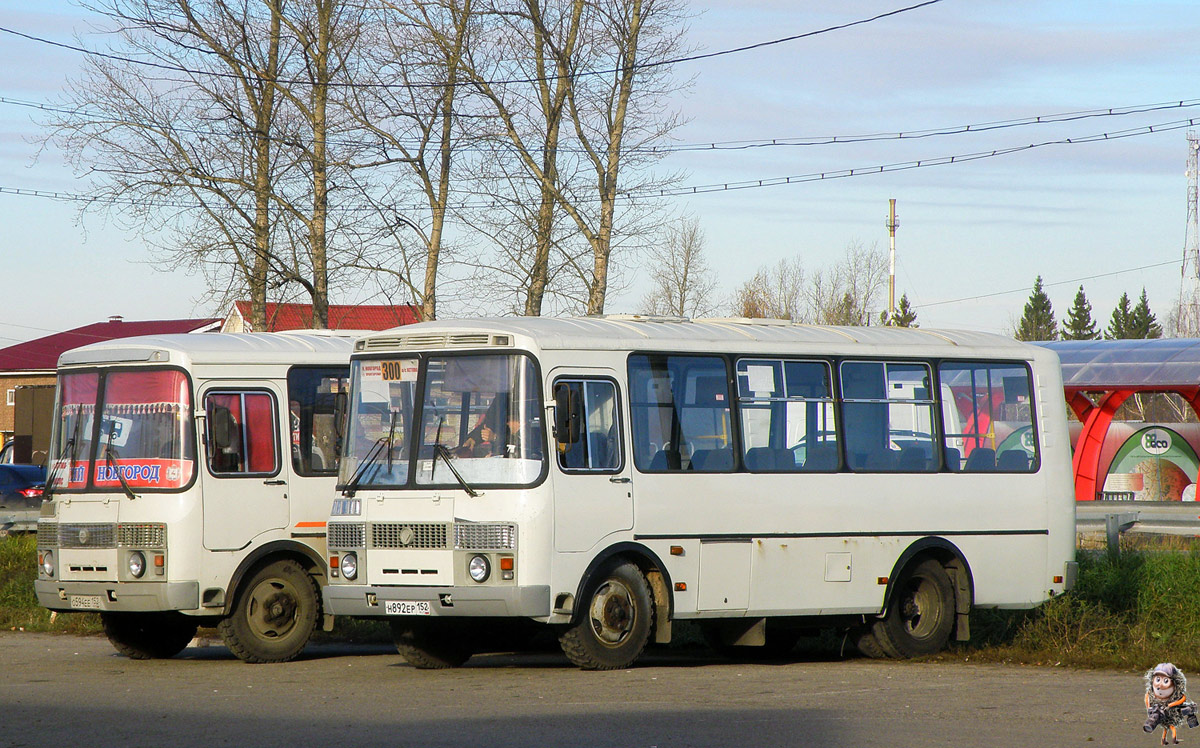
329 556 340 569
154 554 164 568
877 577 888 585
670 546 684 556
500 557 514 571
674 582 687 592
1053 576 1063 584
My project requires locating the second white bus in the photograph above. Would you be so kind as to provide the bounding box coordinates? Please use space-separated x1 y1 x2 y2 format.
324 317 1076 669
36 331 354 662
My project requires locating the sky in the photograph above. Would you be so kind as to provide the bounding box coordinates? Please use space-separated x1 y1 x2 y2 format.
1 0 1198 342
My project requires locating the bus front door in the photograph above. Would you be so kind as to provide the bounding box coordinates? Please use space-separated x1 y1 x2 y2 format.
551 373 633 552
200 385 290 550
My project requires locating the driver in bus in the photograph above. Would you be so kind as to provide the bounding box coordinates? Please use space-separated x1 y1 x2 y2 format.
458 397 541 459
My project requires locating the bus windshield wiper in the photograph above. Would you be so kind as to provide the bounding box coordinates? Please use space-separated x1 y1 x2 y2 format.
343 436 386 497
105 430 138 501
42 436 74 501
433 445 480 498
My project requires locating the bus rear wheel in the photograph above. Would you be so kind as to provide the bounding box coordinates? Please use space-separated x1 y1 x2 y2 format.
102 611 197 660
559 561 653 670
390 619 474 669
872 558 956 658
218 559 319 664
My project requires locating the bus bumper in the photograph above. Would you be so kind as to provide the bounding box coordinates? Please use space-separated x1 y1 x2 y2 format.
323 584 551 618
35 580 200 613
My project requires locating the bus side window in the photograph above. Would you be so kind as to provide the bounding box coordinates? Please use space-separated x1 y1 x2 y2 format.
206 391 279 476
629 354 732 472
555 380 621 472
938 362 1038 473
288 367 349 476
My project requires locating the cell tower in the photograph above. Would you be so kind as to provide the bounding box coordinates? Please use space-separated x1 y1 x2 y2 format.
1178 132 1200 336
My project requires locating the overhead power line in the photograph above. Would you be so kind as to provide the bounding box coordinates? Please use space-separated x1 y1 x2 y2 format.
5 94 1198 155
914 258 1182 310
0 0 944 90
633 117 1200 198
5 115 1195 210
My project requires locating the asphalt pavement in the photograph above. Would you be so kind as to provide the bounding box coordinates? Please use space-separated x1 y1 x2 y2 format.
0 632 1159 748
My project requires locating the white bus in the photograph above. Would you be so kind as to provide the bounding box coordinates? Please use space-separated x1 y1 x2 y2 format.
35 332 354 663
324 317 1076 669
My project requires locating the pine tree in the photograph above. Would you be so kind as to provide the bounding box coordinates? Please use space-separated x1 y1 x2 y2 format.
1106 292 1134 339
878 293 919 327
893 293 918 327
1129 288 1163 339
1061 285 1100 340
1016 276 1057 341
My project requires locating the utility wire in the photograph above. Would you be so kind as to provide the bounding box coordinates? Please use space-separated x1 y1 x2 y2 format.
634 117 1200 198
914 258 1182 310
5 94 1198 155
0 1 943 90
4 114 1194 209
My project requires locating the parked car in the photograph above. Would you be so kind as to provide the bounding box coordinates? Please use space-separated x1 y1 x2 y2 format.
0 463 46 533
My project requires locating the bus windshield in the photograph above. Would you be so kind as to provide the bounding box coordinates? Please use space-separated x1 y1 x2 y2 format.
50 368 195 491
340 353 544 489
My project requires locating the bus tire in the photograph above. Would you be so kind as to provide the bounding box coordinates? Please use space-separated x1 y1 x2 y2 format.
218 559 319 664
102 611 197 660
851 627 892 659
559 561 653 670
390 619 474 669
872 558 956 658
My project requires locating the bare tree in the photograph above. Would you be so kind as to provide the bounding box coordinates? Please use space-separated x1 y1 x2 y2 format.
807 241 889 326
729 257 805 320
455 0 688 315
639 215 717 317
43 0 303 330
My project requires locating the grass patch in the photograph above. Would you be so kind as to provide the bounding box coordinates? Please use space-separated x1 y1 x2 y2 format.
962 548 1200 671
0 533 101 634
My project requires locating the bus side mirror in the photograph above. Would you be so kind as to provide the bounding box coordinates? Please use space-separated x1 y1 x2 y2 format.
554 387 581 445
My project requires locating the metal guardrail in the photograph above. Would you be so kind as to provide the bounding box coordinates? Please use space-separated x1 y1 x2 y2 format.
0 509 38 535
1077 501 1200 554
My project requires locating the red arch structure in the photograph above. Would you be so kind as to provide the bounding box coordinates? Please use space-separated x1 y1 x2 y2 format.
1041 339 1200 502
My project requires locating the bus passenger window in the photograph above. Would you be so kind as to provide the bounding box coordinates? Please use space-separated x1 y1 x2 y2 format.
288 367 350 476
938 362 1038 473
737 359 838 471
206 391 279 476
840 361 937 473
628 355 732 472
555 380 621 472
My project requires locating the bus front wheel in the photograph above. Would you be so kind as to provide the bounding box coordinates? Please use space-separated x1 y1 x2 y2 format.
559 561 653 670
102 611 197 659
390 619 475 669
218 559 319 663
872 558 956 658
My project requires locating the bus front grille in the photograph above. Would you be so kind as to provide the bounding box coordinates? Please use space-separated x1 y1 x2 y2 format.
57 523 117 549
371 522 449 550
455 523 516 550
328 522 366 549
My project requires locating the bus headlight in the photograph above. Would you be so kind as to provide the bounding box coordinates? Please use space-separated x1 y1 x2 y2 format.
341 552 358 581
468 554 490 583
128 551 146 579
41 550 54 577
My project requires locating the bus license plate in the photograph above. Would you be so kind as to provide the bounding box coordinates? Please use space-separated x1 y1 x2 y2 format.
69 595 103 610
385 600 431 616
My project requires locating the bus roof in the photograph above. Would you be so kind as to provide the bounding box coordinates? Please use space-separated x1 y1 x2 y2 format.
58 330 358 368
356 316 1039 357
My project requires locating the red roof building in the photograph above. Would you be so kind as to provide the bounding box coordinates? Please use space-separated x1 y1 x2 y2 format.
0 316 221 457
0 316 222 374
222 302 421 333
